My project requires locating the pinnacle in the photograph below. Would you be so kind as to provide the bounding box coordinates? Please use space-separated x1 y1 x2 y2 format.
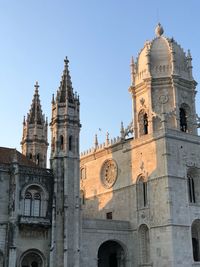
56 57 74 104
27 82 44 125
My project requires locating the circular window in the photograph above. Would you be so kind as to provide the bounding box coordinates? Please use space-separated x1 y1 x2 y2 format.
100 159 118 189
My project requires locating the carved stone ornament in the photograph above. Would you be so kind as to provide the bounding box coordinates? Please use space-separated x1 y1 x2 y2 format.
140 98 145 106
100 159 118 189
159 95 169 104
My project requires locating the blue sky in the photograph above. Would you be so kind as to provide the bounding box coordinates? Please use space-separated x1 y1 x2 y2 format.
1 0 200 156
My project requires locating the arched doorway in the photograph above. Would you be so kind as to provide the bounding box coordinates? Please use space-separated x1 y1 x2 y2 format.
20 250 44 267
98 240 125 267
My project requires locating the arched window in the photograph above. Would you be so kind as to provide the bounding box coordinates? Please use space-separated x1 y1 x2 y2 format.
36 154 40 165
180 108 187 132
24 192 32 216
32 193 41 217
192 220 200 262
60 135 64 150
23 186 44 217
138 224 150 264
187 168 200 204
188 174 195 203
138 110 148 136
137 176 148 209
20 250 44 267
69 135 72 151
80 190 85 205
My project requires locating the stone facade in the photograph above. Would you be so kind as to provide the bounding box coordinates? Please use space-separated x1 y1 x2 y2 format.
0 24 200 267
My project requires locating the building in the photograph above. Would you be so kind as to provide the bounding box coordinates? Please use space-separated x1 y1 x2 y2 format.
0 23 200 267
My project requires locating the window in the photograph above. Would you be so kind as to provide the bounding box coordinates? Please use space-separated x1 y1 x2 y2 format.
180 108 187 132
60 135 64 150
23 186 43 217
188 174 195 203
29 153 32 160
36 154 40 165
137 176 148 209
138 224 150 264
24 192 32 216
80 190 85 205
106 212 112 220
192 220 200 262
138 110 148 136
69 135 72 151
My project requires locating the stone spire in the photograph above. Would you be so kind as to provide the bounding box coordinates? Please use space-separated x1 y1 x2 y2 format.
21 82 48 168
28 81 45 125
56 57 75 104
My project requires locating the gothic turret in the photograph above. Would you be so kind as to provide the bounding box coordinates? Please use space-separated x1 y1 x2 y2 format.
21 81 48 168
50 57 81 267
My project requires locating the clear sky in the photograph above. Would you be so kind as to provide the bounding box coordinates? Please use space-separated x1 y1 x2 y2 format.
1 0 200 157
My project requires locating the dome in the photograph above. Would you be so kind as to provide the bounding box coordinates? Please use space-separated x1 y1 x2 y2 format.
134 24 191 85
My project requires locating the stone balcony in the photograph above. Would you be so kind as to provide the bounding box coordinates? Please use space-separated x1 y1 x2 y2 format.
19 215 51 228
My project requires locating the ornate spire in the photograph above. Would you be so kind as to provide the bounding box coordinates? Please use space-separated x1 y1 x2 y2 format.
56 57 74 103
28 81 44 125
21 82 48 168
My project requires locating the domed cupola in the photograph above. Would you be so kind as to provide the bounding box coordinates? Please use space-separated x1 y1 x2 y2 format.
133 23 193 86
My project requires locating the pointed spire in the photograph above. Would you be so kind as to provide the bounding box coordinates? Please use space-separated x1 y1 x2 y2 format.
28 81 44 125
130 56 135 86
56 57 74 104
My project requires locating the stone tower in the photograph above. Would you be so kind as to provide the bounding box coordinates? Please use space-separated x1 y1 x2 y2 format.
50 58 81 267
128 23 199 266
21 81 48 168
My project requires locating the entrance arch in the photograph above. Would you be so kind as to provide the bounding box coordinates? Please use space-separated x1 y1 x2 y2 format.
98 240 125 267
19 250 44 267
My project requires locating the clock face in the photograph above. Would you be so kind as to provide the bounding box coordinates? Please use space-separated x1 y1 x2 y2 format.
100 159 118 189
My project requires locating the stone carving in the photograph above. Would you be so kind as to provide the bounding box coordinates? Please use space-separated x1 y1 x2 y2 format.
159 95 169 104
100 159 118 189
140 98 145 106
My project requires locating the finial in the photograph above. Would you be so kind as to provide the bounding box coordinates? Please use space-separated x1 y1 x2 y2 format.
94 134 98 149
120 121 125 139
155 23 164 37
106 132 110 146
34 81 39 91
64 56 69 69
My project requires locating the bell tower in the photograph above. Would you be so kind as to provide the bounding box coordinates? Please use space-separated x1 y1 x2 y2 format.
129 23 197 139
50 57 81 267
128 24 200 267
21 81 48 168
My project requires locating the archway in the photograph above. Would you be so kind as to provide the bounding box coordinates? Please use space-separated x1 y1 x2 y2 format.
98 240 125 267
20 250 44 267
